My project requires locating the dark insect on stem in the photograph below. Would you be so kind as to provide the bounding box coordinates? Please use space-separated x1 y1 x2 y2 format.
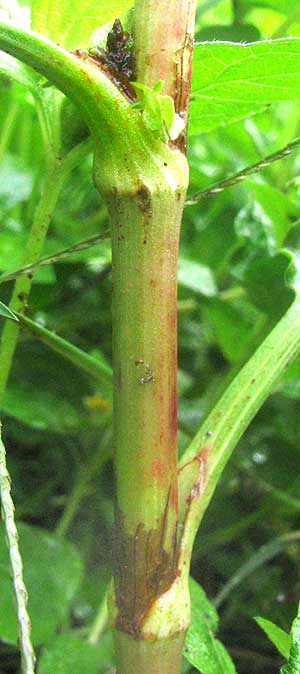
89 18 135 81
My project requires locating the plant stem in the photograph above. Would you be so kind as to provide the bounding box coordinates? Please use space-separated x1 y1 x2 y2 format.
0 231 109 284
15 312 113 387
55 441 111 538
114 631 187 674
178 300 300 563
0 425 36 674
0 139 91 409
185 136 300 205
88 589 109 645
0 101 18 164
214 530 300 609
107 158 188 648
88 38 191 670
133 0 195 114
133 0 196 147
104 3 195 670
0 162 63 407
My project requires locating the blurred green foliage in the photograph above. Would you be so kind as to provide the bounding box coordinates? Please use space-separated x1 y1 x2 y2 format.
1 0 300 673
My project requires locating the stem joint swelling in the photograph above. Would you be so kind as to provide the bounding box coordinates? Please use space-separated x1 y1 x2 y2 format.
110 558 190 674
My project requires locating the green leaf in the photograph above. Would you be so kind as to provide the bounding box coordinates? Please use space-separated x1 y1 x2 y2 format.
255 616 291 659
38 631 115 674
234 183 294 257
197 23 261 43
190 39 300 135
243 221 300 316
31 0 134 50
242 252 294 317
0 522 83 645
0 302 18 322
158 95 175 135
247 181 295 250
281 603 300 674
132 81 169 141
178 257 217 297
239 0 299 13
184 577 237 674
283 224 300 298
3 381 81 431
233 197 300 317
202 299 255 364
131 80 184 141
16 312 113 389
2 344 94 433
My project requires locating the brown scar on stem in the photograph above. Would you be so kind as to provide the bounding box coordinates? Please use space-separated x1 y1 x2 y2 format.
178 445 211 523
112 453 210 637
113 483 180 637
187 446 210 503
136 185 152 213
173 446 211 564
135 185 152 243
172 1 195 152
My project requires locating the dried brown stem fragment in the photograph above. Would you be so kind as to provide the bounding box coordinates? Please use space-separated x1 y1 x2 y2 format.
74 49 136 102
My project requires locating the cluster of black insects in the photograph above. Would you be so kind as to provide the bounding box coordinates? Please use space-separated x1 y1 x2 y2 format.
89 18 135 80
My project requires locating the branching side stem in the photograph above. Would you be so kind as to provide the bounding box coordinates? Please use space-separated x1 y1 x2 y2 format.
0 230 109 284
0 138 92 408
178 300 300 565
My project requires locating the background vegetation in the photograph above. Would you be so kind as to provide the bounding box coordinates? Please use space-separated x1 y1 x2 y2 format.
1 1 300 672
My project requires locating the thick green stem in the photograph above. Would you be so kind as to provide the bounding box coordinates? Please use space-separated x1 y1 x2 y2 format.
91 1 196 652
104 1 194 669
102 152 188 643
114 630 186 674
112 190 181 531
90 3 193 649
